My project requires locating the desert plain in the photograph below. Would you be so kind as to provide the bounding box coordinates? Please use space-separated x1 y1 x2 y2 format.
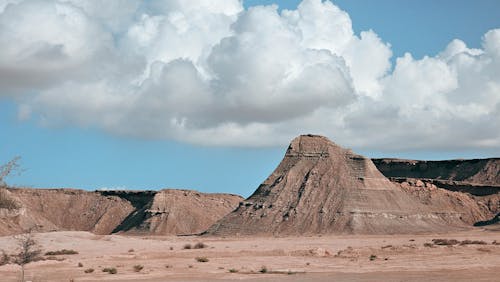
0 228 499 282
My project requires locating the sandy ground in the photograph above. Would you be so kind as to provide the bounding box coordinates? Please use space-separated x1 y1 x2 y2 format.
0 229 499 282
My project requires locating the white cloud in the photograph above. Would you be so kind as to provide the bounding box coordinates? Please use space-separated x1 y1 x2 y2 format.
1 0 499 152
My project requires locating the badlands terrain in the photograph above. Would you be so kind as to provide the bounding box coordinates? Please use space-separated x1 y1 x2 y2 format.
0 135 499 281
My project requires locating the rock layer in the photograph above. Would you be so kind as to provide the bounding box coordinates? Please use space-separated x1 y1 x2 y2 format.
206 135 491 236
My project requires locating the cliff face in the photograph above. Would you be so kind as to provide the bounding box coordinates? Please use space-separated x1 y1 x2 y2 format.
0 188 134 235
0 188 242 236
372 158 500 186
206 135 491 236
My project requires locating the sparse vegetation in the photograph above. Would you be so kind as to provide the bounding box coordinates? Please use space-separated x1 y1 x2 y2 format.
78 262 83 267
459 240 487 245
432 239 460 246
84 268 94 273
423 242 434 248
369 254 377 261
128 248 134 253
228 268 238 273
381 245 393 249
133 264 144 272
183 244 192 250
102 267 117 274
194 242 207 249
14 230 43 282
45 256 65 261
195 257 209 262
259 266 268 273
165 264 173 268
0 188 19 210
477 248 491 253
493 240 500 245
45 249 79 255
0 156 21 187
169 246 174 250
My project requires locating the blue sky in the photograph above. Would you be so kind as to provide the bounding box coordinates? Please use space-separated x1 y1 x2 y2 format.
1 0 499 197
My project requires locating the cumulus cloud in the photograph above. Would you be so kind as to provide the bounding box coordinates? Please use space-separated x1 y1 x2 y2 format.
1 0 499 151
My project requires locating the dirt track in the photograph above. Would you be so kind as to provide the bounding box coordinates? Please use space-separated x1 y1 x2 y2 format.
0 229 499 281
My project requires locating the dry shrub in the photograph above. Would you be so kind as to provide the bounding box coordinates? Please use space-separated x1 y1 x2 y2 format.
45 249 78 255
195 257 209 262
432 239 460 246
84 268 94 273
193 242 207 249
133 264 144 272
102 267 117 274
459 240 487 245
183 244 192 250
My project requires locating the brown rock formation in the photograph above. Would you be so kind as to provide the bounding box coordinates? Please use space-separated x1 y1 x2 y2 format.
206 135 492 236
0 187 242 236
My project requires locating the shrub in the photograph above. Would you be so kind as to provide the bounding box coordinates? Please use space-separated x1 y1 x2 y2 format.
0 189 19 210
259 266 268 273
228 268 238 273
183 244 192 250
369 254 377 261
45 249 78 255
103 267 117 274
431 239 459 246
493 240 500 245
195 257 209 262
193 242 207 249
78 262 83 267
423 242 434 248
459 240 487 245
133 264 144 272
84 268 94 273
128 249 134 253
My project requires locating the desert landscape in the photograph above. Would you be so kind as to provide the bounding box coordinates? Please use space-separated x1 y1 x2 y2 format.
1 135 499 281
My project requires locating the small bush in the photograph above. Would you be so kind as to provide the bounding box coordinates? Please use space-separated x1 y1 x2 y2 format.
259 266 268 273
423 242 434 248
78 262 83 267
228 268 238 273
84 268 94 273
45 249 78 255
493 240 499 245
432 239 459 246
128 249 134 253
195 257 209 262
45 256 65 261
133 264 144 272
103 267 117 274
193 242 207 249
183 244 192 250
459 240 487 245
369 254 377 261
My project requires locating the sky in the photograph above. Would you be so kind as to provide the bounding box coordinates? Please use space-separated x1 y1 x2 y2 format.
1 0 499 197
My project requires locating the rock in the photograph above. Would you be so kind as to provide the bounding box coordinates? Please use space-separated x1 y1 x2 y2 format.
205 135 482 236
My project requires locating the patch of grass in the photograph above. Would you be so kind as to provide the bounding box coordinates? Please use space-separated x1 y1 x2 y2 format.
133 264 144 272
183 244 192 250
195 257 209 262
102 267 117 274
369 254 377 261
228 268 238 273
45 249 79 255
193 242 207 249
84 268 94 273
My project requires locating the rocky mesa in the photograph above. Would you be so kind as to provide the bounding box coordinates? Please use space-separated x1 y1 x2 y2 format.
205 135 496 236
